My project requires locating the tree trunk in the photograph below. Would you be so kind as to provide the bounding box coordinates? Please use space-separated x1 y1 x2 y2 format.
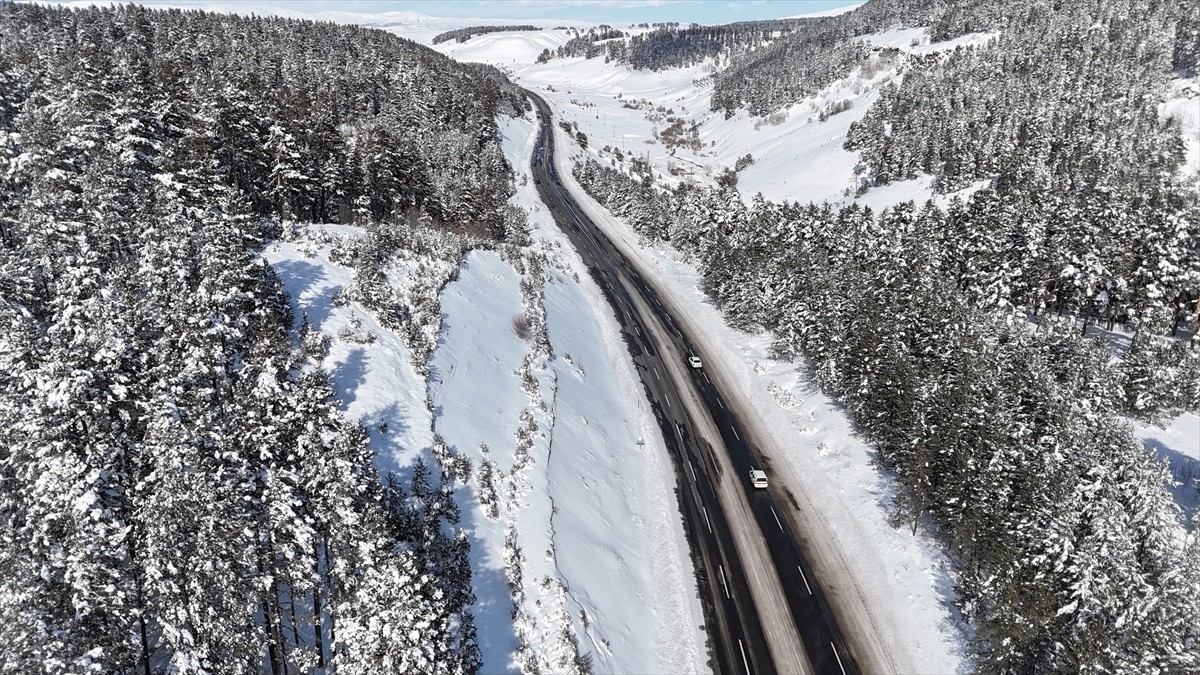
127 538 153 675
312 540 329 670
261 536 289 675
262 585 289 675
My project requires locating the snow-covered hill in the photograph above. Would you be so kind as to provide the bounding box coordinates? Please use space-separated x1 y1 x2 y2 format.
436 24 1000 214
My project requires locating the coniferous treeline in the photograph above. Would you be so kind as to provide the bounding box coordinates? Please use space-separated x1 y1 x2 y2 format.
432 24 541 45
549 20 802 70
845 0 1183 193
575 149 1200 671
709 0 1016 117
0 1 523 235
544 25 630 63
0 2 518 671
1177 1 1200 75
713 0 1198 119
844 0 1200 340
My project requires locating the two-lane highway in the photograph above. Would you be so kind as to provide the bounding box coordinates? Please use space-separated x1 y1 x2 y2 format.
526 89 866 675
529 93 777 675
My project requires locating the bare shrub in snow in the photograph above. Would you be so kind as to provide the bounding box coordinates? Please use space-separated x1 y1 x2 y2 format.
337 316 377 344
513 314 533 340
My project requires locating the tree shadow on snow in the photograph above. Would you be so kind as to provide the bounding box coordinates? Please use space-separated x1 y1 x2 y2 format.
1142 438 1200 524
453 483 522 672
330 347 369 409
269 258 339 329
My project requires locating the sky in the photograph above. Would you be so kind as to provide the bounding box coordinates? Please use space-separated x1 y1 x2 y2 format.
53 0 865 25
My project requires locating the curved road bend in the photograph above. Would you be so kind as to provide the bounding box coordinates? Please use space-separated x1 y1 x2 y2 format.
525 90 865 675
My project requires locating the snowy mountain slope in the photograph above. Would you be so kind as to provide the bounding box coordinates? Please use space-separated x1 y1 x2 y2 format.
437 25 997 213
263 110 707 674
436 28 575 67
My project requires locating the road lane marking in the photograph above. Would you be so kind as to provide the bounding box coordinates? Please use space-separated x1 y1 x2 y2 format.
738 639 751 675
717 396 724 409
676 425 684 442
702 505 712 533
798 565 812 595
654 367 661 380
688 461 697 482
732 427 740 441
831 642 847 675
665 396 671 409
702 371 710 383
719 564 730 599
770 506 783 531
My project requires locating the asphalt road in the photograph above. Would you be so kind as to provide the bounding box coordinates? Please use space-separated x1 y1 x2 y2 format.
525 90 863 675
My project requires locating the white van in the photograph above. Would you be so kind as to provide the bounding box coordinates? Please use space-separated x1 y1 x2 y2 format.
749 469 768 489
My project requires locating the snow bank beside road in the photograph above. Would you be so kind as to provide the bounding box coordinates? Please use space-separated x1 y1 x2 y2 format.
493 112 708 674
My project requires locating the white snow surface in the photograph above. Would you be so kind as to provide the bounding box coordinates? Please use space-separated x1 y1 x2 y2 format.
488 112 707 674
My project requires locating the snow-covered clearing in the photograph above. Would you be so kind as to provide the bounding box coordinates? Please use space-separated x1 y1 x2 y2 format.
1162 76 1200 179
264 224 434 477
1137 413 1200 525
263 109 706 674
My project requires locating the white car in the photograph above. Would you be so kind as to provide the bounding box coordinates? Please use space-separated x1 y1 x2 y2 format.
687 355 702 369
749 469 768 489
